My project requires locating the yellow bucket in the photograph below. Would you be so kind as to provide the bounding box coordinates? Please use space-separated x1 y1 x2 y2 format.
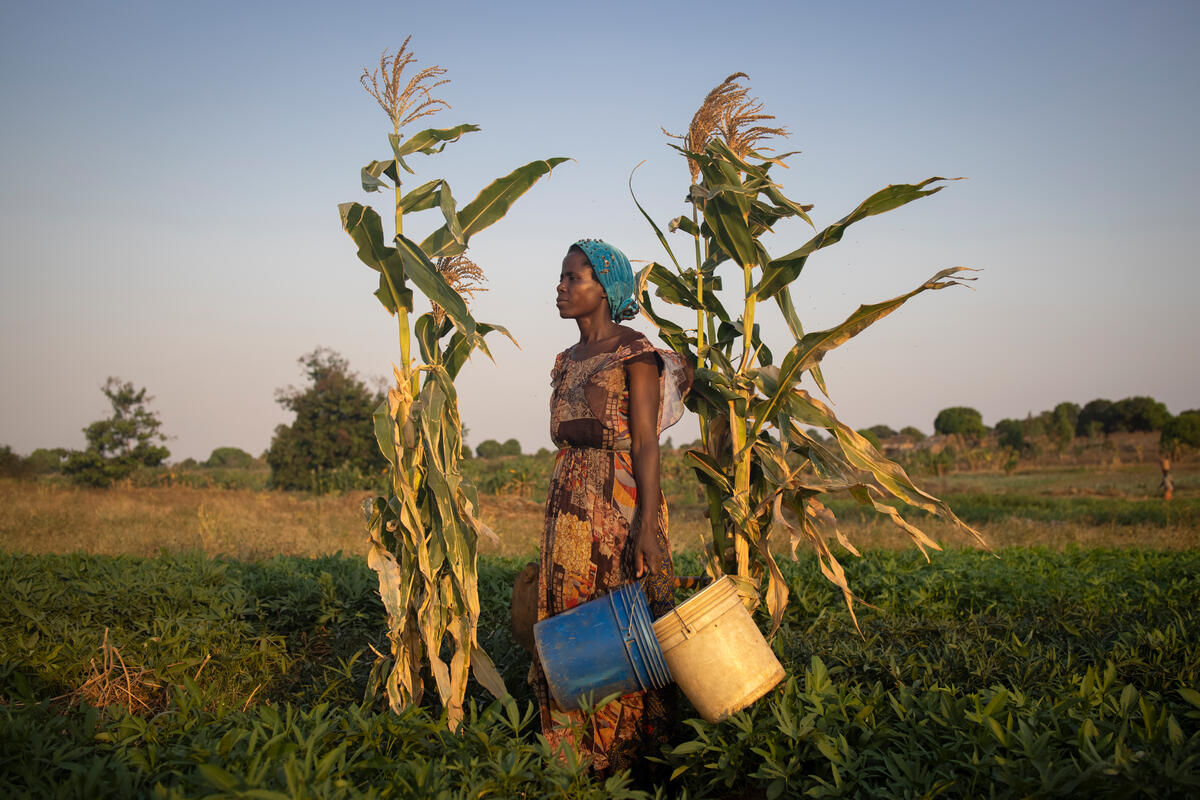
652 576 785 723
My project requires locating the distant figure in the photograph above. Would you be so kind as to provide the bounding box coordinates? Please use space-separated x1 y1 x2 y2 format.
1159 455 1173 500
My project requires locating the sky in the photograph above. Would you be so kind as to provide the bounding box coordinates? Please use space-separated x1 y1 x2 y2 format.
1 0 1197 461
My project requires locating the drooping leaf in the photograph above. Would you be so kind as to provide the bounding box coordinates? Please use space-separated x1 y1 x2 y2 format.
393 235 477 337
398 179 445 214
754 177 962 300
421 157 570 258
684 449 734 494
361 160 399 192
754 267 978 429
391 124 480 158
629 163 683 271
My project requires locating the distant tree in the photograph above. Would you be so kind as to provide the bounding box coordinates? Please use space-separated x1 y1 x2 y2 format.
1162 412 1200 450
1076 399 1115 437
899 426 926 441
63 378 170 487
535 447 551 457
805 428 828 444
475 439 503 459
865 424 897 441
995 418 1027 452
26 447 69 475
1050 402 1079 445
933 406 986 439
205 446 256 469
1112 396 1170 432
501 438 522 456
663 437 674 451
267 348 385 491
0 445 33 479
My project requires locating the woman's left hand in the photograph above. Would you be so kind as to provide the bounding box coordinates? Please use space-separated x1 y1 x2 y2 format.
633 523 664 578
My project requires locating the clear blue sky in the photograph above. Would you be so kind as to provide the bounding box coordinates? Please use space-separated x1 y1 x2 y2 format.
2 0 1197 460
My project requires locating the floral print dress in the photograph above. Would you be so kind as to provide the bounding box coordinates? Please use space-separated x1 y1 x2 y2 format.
533 331 691 775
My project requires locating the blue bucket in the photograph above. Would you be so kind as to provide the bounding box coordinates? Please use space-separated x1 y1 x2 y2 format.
534 582 672 711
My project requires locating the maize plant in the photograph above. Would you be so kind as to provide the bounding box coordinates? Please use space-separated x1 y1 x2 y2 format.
338 40 567 728
633 74 986 633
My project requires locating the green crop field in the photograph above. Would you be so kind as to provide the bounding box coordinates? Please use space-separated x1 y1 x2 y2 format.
2 461 1199 797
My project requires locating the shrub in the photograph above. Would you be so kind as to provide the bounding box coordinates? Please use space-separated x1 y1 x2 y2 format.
205 447 256 469
1162 411 1200 450
933 406 986 439
995 418 1027 452
62 378 170 487
267 349 385 491
899 426 926 441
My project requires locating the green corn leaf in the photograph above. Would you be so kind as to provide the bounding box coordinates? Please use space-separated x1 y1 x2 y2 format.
668 215 700 237
361 160 399 192
391 124 480 158
421 157 570 258
398 179 445 214
755 267 977 429
340 202 414 315
394 235 477 337
372 398 397 467
684 449 733 494
754 177 961 300
699 172 759 268
774 286 828 397
629 162 683 271
443 322 517 380
438 180 465 248
415 313 441 364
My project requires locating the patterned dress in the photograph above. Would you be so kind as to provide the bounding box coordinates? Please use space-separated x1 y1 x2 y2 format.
534 331 691 775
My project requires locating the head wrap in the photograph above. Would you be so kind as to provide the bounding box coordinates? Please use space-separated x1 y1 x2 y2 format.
573 239 639 322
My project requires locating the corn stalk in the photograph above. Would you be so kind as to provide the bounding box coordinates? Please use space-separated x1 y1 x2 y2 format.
634 77 986 634
340 43 567 729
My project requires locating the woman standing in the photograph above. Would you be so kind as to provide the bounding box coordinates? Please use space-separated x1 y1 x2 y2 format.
533 239 691 776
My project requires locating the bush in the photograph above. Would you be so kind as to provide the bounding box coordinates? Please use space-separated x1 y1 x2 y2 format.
267 349 385 491
205 447 256 469
995 418 1027 452
899 426 926 441
1162 411 1200 450
475 439 504 459
0 445 33 479
933 406 985 439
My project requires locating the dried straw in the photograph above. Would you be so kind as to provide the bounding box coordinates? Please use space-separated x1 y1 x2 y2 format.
65 628 164 716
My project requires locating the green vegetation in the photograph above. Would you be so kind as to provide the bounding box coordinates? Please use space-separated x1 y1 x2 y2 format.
933 406 986 439
61 378 170 488
1164 412 1200 450
636 73 982 631
267 348 385 493
343 40 565 727
2 548 1198 797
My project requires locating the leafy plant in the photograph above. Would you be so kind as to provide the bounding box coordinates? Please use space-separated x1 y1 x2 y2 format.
339 38 567 728
632 73 985 630
62 378 169 487
267 348 385 491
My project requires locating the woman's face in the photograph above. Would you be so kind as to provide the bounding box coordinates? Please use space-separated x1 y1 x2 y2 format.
556 249 608 319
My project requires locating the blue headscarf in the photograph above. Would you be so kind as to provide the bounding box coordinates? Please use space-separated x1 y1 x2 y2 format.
573 239 639 322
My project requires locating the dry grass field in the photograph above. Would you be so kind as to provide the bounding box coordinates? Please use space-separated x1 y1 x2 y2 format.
2 457 1196 563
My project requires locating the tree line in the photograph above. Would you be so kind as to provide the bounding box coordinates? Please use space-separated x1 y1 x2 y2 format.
3 349 1196 489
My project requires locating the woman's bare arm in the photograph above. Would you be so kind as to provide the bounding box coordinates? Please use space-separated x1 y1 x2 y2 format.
627 355 663 578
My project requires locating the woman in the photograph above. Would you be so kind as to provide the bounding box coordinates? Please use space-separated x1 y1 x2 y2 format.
533 239 691 776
